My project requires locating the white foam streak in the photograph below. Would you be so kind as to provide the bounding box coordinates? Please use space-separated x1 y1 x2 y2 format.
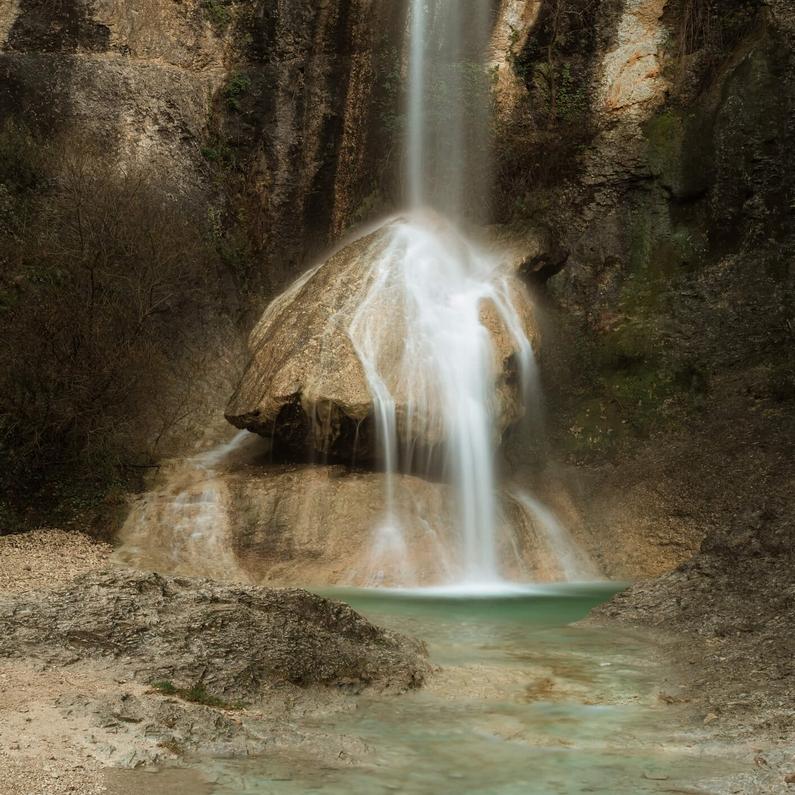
511 490 601 582
117 431 256 580
349 217 535 585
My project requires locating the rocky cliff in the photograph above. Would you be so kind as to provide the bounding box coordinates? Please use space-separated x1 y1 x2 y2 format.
1 0 792 584
0 0 407 528
496 0 794 578
0 0 405 288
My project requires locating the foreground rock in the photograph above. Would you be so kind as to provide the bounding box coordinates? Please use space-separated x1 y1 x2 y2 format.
0 568 429 700
589 503 794 746
0 562 431 791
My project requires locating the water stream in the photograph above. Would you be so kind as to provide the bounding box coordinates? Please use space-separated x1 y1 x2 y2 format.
348 216 536 586
201 588 733 795
352 0 547 586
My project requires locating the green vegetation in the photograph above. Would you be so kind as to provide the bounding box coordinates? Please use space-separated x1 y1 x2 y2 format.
224 72 252 112
496 1 600 220
200 138 234 167
511 0 598 128
202 0 232 34
152 681 244 710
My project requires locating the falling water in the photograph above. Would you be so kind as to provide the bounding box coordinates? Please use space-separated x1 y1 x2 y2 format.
116 431 256 580
406 0 493 220
511 490 600 582
349 217 535 584
349 0 540 586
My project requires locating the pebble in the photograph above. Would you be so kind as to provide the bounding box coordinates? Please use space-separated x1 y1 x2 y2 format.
0 529 111 595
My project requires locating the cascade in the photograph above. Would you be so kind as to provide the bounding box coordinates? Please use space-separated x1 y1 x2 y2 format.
118 0 598 588
349 218 535 584
353 0 535 585
117 431 255 580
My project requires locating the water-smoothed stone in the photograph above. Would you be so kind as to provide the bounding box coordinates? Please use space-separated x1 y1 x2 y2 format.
226 466 589 587
225 216 539 460
0 568 430 700
117 453 597 588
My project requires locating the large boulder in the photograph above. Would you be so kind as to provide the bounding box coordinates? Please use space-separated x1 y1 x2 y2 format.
225 216 539 460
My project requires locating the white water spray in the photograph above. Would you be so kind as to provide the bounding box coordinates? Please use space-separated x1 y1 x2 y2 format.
348 0 540 586
117 431 256 580
349 217 535 584
511 490 600 582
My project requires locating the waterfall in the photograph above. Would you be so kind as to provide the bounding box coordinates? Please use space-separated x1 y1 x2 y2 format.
406 0 493 220
119 0 597 589
349 0 538 586
349 219 535 584
116 431 256 581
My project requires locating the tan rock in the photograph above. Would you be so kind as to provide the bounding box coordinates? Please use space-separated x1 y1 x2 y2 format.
227 466 570 587
226 218 539 459
489 0 542 121
0 0 20 47
117 454 580 587
597 0 669 118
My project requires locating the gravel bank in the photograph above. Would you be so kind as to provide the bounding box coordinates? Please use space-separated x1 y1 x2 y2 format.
0 529 111 594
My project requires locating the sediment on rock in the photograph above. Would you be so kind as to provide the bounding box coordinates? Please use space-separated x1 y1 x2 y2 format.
588 503 795 735
0 568 430 700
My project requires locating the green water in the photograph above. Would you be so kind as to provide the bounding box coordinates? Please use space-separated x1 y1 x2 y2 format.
211 585 729 794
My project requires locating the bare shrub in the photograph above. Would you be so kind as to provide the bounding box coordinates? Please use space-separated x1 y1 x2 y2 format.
0 126 234 528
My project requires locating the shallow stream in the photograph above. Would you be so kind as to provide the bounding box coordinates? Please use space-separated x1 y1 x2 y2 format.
205 585 732 794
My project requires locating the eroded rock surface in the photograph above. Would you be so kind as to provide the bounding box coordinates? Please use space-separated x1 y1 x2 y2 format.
0 568 430 700
117 457 588 588
590 503 795 737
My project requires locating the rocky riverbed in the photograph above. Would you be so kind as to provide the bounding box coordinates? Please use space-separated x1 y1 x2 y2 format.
1 528 793 794
588 504 795 792
0 531 429 795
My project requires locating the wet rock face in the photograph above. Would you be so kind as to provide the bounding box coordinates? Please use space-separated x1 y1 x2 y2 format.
0 0 404 261
0 569 430 699
227 467 571 587
225 218 540 461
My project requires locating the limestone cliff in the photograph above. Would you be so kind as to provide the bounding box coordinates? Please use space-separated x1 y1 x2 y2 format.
0 0 405 290
2 0 792 584
500 0 794 576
